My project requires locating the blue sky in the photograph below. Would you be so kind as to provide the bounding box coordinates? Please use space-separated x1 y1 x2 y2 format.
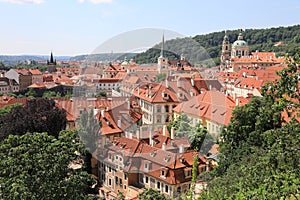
0 0 299 56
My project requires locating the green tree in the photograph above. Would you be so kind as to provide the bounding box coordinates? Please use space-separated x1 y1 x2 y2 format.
117 191 125 200
42 91 57 98
154 73 166 82
77 108 101 173
184 155 199 200
0 103 22 116
25 88 37 98
199 54 300 199
188 123 214 154
0 98 66 141
0 130 95 200
138 188 167 200
168 113 192 138
96 91 107 97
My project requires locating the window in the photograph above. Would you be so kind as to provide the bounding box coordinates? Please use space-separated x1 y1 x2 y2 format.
177 186 181 193
165 105 169 113
139 174 144 183
124 174 127 180
165 185 169 193
157 105 161 113
157 182 160 189
156 115 161 123
120 178 123 187
115 177 119 185
109 178 112 186
145 176 149 183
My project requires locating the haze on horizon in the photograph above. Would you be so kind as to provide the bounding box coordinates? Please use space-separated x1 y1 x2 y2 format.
0 0 299 56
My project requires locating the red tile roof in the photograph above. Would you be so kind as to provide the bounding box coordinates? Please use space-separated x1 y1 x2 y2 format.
173 91 235 125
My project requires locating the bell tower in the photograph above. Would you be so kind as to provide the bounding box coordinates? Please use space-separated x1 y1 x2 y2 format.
158 33 168 73
47 51 57 73
220 31 230 70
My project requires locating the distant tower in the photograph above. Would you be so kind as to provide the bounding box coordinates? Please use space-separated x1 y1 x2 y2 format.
47 51 57 73
157 33 168 73
220 31 231 70
231 30 249 58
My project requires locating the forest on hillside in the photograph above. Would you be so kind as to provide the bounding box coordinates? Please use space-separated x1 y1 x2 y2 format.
133 25 300 67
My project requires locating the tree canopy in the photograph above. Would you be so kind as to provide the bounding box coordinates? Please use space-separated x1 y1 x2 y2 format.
198 54 300 199
138 188 167 200
0 130 95 200
0 98 66 141
133 25 300 66
168 114 214 153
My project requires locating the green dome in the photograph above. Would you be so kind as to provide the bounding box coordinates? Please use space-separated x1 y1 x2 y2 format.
233 40 248 46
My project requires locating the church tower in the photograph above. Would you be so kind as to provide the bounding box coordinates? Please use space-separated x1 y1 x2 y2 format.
47 51 57 73
231 31 249 58
157 34 168 73
220 31 231 70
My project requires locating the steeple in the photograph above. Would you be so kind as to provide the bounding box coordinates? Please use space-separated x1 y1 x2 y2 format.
50 51 54 63
47 51 57 73
220 30 231 70
160 33 164 58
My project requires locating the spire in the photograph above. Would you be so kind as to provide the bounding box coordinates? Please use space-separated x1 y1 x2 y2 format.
160 33 164 58
223 30 229 41
50 51 54 63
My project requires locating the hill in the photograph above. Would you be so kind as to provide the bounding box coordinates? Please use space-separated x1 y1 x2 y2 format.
133 24 300 66
69 53 137 62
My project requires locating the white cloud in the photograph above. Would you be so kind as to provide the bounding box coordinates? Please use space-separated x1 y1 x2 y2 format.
78 0 85 3
0 0 44 4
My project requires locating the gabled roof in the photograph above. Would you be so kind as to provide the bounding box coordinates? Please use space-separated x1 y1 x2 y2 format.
28 69 42 75
133 82 179 103
173 91 236 125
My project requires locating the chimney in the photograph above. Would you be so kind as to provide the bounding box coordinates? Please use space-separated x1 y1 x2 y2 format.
162 142 166 151
117 119 121 128
149 129 153 146
101 110 105 117
165 79 169 88
125 98 130 110
163 125 167 136
191 78 194 86
136 129 140 140
236 98 239 106
209 85 212 90
93 108 100 116
177 79 180 88
179 144 184 153
171 128 174 139
138 87 140 95
129 132 133 139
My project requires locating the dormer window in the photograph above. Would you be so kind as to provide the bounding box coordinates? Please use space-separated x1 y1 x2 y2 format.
184 168 192 178
164 156 171 162
150 151 156 157
160 168 168 179
144 161 151 171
